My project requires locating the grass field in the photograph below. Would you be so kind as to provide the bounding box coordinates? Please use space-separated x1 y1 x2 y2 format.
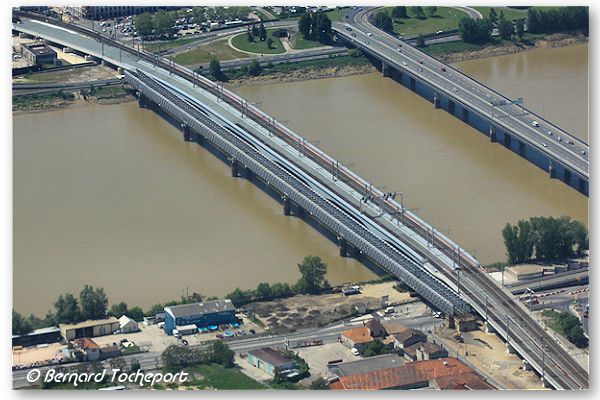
291 34 322 50
419 40 487 56
230 28 285 54
323 7 351 22
170 38 250 65
144 37 201 53
185 364 266 390
473 6 565 22
381 7 469 37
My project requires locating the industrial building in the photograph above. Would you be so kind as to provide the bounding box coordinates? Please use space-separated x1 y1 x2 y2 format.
12 326 61 348
59 317 120 341
64 6 160 20
118 315 139 333
20 41 57 65
164 300 236 335
247 347 297 377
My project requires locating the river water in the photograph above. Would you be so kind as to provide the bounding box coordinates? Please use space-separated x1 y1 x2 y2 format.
13 44 588 315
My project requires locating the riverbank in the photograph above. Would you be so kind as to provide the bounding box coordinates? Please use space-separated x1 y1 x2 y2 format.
12 85 135 114
225 62 375 88
427 32 588 63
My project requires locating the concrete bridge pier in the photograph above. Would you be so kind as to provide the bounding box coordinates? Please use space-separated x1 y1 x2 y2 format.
504 133 512 148
231 159 240 178
578 177 586 192
447 316 455 329
409 77 416 92
240 166 252 180
181 123 192 142
433 92 441 109
137 92 151 109
522 360 533 371
462 108 469 122
506 343 516 354
338 236 348 257
282 196 291 216
563 169 571 183
448 100 455 115
489 125 497 142
484 321 495 334
548 159 557 179
518 141 526 156
382 62 389 77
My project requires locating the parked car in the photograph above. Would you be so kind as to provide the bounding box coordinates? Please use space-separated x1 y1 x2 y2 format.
351 348 360 356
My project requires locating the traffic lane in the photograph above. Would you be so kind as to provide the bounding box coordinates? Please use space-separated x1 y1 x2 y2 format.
346 18 588 154
337 27 588 174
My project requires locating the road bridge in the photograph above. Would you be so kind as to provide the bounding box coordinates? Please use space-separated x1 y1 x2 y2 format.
12 11 588 389
333 8 589 196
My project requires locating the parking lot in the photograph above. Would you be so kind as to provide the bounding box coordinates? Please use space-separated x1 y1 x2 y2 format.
295 342 360 380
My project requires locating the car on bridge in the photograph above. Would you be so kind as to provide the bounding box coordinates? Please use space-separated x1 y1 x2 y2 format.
531 121 540 127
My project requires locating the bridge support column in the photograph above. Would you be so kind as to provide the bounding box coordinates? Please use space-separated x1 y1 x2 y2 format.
505 343 515 354
563 169 571 183
382 62 389 77
489 125 497 142
448 100 455 115
231 160 240 177
409 77 416 91
522 360 533 371
433 92 441 109
338 237 348 257
578 177 586 193
541 377 549 388
548 160 556 179
282 196 291 216
181 123 192 142
484 321 495 334
240 166 252 180
518 141 525 156
447 316 455 330
137 92 150 109
462 108 469 122
504 133 512 148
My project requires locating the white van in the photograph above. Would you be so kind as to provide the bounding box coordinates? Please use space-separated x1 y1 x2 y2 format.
351 348 360 356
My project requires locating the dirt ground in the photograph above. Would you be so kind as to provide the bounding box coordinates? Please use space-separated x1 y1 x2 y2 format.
13 343 65 368
13 65 119 84
295 342 361 381
433 324 544 389
243 282 411 334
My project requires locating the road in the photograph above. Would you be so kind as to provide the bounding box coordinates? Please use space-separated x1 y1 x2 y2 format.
13 78 122 95
508 269 589 295
333 8 588 182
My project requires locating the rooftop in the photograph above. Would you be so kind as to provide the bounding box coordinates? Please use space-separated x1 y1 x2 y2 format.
342 326 374 345
329 354 405 377
329 358 494 390
165 299 235 319
248 347 293 367
60 317 119 331
393 327 425 344
12 326 60 339
73 337 99 349
22 41 56 56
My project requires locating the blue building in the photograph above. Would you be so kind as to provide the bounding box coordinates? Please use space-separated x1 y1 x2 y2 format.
164 300 236 335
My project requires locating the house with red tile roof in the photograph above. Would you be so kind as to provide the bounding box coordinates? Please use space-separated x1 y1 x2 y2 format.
329 357 495 390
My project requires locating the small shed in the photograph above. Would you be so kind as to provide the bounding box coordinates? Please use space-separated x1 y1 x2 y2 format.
118 315 139 333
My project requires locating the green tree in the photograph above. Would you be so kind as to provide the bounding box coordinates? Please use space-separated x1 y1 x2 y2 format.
459 17 492 43
266 36 274 49
295 256 328 294
271 282 293 298
497 17 514 40
411 6 426 20
79 285 108 321
206 340 235 368
425 6 438 18
298 12 313 39
315 12 332 43
134 12 153 38
13 310 32 335
130 358 141 372
128 306 145 322
255 282 273 300
259 21 267 41
153 10 173 36
252 24 259 37
488 8 498 25
373 11 393 32
54 293 82 324
515 19 525 39
209 57 223 80
226 287 252 306
569 220 588 255
391 6 408 19
416 34 425 47
247 59 262 76
109 302 128 318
